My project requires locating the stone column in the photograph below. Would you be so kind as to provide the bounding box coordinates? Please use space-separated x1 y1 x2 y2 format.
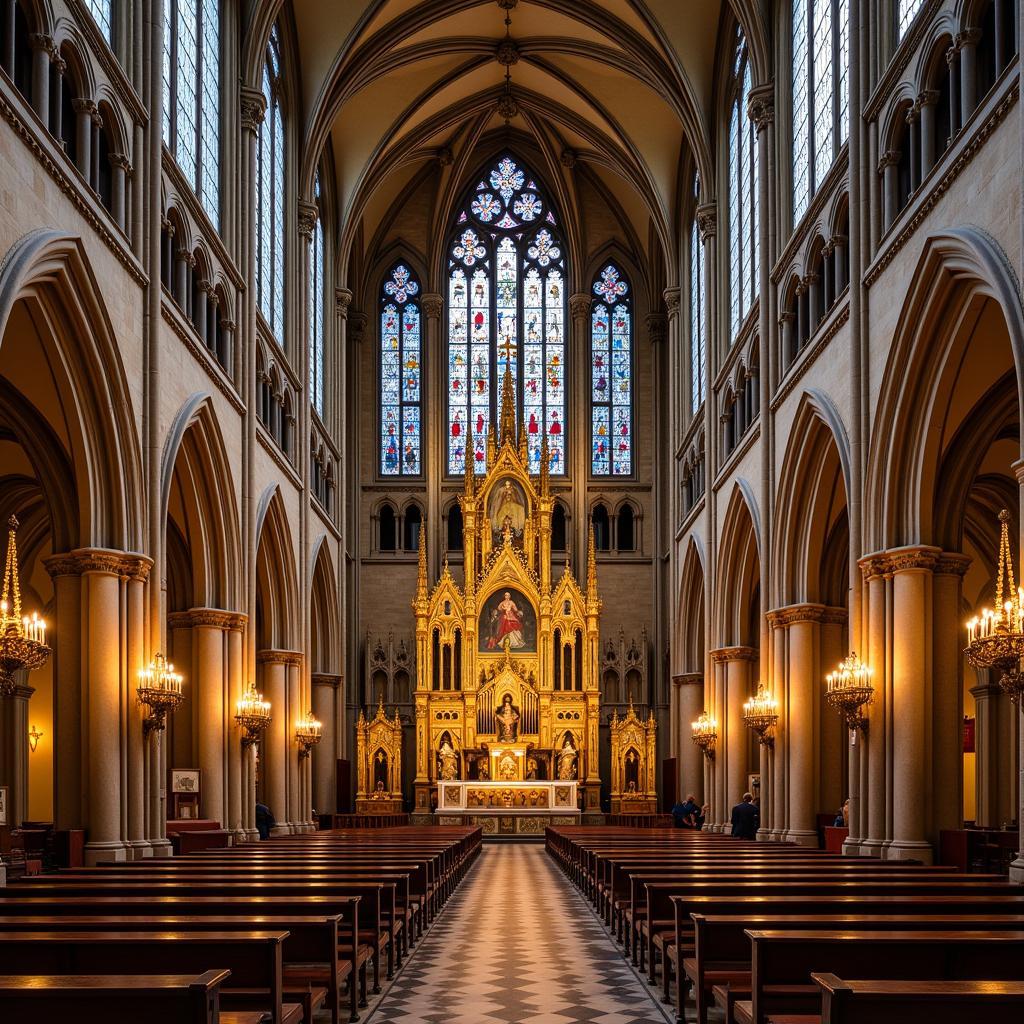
225 617 246 840
858 555 891 856
124 569 149 859
946 45 961 136
768 613 788 840
878 151 899 230
886 546 939 862
0 683 32 827
28 33 51 125
675 672 704 803
257 650 302 833
905 106 920 193
72 98 95 180
805 273 821 335
778 310 795 367
312 673 341 815
286 654 304 830
109 153 130 232
971 681 1001 827
957 29 981 123
664 287 681 449
1011 459 1024 881
711 646 757 828
191 610 231 826
832 234 848 295
917 89 940 178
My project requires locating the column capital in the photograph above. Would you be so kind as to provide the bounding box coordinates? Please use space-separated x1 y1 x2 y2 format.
766 603 847 628
646 312 667 345
72 97 97 116
709 645 758 663
831 232 848 249
945 45 959 67
663 286 681 316
348 311 368 344
568 292 592 320
802 271 820 287
312 672 343 688
747 83 774 133
1011 458 1024 483
169 608 248 631
673 672 703 686
778 309 796 326
240 87 267 135
297 200 319 240
696 202 717 242
917 88 941 109
28 32 53 54
933 552 971 577
878 149 900 171
955 28 982 50
43 548 153 581
257 649 304 667
108 152 132 174
335 287 353 317
421 292 444 320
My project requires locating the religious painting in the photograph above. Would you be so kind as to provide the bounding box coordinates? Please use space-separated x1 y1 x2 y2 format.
479 587 537 652
488 477 527 543
171 769 200 794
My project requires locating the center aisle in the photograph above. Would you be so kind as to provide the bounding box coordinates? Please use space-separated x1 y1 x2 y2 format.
368 843 671 1024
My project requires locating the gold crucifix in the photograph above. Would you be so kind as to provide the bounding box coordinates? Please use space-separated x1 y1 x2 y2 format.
499 335 515 367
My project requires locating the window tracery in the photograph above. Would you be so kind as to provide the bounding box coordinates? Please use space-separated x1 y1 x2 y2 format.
590 264 632 476
446 155 566 476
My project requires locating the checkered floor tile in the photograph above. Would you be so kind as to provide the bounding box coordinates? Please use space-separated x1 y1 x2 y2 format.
365 844 672 1024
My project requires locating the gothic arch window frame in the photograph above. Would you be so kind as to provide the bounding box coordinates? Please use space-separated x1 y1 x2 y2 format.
897 1 927 41
791 0 850 224
727 27 759 341
590 261 633 477
162 0 221 226
257 22 287 346
83 1 114 44
379 260 423 477
310 170 326 418
446 153 568 477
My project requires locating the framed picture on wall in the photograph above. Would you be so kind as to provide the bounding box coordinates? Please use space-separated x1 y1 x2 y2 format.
0 785 8 825
169 769 201 821
747 773 761 801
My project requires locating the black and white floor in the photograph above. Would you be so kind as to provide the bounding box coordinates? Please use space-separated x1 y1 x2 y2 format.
366 844 672 1024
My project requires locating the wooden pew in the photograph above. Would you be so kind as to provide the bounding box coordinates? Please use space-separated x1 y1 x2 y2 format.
809 973 1024 1024
0 913 359 1024
0 970 233 1024
0 929 307 1024
740 929 1024 1024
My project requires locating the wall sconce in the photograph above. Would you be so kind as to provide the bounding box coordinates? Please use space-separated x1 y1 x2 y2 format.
28 724 42 752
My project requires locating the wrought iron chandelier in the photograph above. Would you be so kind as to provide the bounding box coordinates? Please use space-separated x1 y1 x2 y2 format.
690 711 717 758
965 508 1024 703
0 514 50 696
137 652 185 733
825 652 874 732
742 682 779 746
235 682 272 746
295 710 323 758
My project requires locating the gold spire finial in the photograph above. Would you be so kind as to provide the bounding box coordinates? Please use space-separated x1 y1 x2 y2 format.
498 339 516 444
416 523 428 598
540 434 550 492
1 514 22 622
587 521 598 601
464 436 475 494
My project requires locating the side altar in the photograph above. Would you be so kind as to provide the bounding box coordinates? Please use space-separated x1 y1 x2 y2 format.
410 365 601 827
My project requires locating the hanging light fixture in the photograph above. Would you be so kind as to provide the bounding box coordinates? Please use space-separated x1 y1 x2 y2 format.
742 682 779 746
965 508 1024 703
235 682 272 747
825 652 874 733
0 515 50 696
495 0 520 122
295 711 323 758
137 652 185 733
690 711 717 758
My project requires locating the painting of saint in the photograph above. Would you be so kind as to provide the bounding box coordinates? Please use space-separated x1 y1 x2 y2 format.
479 587 537 653
489 478 527 542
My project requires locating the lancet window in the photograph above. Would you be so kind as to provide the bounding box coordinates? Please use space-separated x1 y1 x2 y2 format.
446 155 566 476
728 30 759 339
590 264 632 476
310 172 325 416
163 0 220 224
85 1 112 41
257 24 286 343
380 263 422 476
689 187 706 412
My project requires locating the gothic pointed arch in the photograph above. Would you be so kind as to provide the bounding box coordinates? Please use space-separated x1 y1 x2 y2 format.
255 485 298 650
715 482 761 647
676 536 705 675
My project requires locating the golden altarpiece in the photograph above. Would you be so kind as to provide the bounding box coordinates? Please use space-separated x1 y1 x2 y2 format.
354 701 404 813
409 377 603 831
608 700 658 813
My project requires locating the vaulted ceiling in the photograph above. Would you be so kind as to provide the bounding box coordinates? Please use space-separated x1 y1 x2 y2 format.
271 0 728 285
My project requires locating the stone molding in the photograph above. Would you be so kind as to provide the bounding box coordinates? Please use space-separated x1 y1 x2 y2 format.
673 672 703 686
858 545 946 578
421 293 443 319
336 288 353 315
297 200 319 239
709 645 758 663
663 287 681 316
568 292 592 319
312 672 343 688
349 311 368 344
44 548 153 582
646 312 667 345
747 83 774 133
168 608 247 631
696 202 716 241
240 87 267 134
933 553 971 577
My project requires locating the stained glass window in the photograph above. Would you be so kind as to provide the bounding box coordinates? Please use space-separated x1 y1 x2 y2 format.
729 31 759 339
446 155 567 475
380 264 422 476
162 0 220 225
689 187 706 413
590 264 632 476
897 1 924 39
257 26 285 344
793 0 850 223
309 173 325 417
84 1 113 40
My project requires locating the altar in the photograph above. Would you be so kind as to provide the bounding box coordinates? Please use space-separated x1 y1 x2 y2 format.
435 781 581 836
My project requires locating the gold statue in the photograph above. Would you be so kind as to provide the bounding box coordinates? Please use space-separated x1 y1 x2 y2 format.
498 752 518 780
557 736 578 780
438 740 458 781
495 692 521 740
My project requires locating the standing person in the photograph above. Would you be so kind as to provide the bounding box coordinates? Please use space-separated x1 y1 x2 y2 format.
730 791 760 840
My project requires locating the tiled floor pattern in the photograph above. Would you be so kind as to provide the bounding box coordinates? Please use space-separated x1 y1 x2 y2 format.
366 844 673 1024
